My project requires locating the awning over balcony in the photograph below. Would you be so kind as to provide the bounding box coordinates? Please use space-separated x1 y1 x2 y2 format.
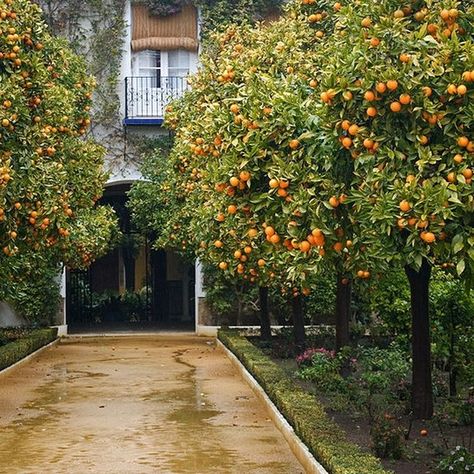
131 4 198 52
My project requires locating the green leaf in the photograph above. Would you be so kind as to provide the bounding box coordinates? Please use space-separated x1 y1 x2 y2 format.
456 259 465 276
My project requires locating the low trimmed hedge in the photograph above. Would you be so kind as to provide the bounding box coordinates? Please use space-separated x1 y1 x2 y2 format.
0 328 58 371
219 329 391 474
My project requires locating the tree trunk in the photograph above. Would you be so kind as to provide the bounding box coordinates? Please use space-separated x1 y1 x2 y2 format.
449 313 457 397
335 275 352 352
259 286 272 342
292 294 306 352
405 259 434 420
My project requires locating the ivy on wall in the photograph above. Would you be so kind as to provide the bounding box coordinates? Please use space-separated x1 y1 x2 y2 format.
36 0 132 168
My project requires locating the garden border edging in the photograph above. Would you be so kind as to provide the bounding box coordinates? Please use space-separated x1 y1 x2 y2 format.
217 338 329 474
0 337 59 376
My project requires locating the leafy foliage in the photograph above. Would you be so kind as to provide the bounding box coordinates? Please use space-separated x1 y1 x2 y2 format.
0 0 117 306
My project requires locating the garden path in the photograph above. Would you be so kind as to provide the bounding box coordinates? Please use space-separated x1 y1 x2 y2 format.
0 335 303 473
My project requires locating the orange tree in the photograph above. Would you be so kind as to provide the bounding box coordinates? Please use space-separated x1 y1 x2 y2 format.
315 0 474 418
0 0 117 313
156 0 376 349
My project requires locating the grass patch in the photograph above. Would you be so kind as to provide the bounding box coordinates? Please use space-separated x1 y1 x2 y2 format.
219 329 391 474
0 327 58 371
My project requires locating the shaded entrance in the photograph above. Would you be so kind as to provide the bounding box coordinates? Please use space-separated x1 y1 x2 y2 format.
66 183 195 332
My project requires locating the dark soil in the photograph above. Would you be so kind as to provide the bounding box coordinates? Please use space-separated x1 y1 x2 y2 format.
272 357 473 474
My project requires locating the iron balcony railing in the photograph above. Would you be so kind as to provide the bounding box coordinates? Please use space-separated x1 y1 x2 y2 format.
124 76 188 120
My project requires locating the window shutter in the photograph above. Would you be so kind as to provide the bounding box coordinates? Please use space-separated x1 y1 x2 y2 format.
132 4 198 52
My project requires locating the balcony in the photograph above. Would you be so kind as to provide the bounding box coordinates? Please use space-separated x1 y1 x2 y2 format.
124 76 188 126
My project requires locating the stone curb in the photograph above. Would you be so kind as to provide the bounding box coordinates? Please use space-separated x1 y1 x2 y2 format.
217 339 329 474
0 338 59 377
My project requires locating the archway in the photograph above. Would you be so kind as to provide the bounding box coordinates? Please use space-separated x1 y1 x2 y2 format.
66 182 195 333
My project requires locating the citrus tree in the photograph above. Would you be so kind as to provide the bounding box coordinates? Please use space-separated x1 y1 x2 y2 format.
0 0 117 302
157 4 346 346
315 0 474 418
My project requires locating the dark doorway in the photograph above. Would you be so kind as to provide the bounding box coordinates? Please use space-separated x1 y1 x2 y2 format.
66 183 195 333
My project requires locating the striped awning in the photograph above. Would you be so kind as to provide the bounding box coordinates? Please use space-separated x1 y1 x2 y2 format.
131 4 199 52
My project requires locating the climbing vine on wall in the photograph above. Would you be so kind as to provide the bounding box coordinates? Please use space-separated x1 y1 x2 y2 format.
36 0 131 168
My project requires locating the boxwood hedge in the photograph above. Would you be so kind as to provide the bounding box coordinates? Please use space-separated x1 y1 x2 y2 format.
0 328 58 371
218 329 391 474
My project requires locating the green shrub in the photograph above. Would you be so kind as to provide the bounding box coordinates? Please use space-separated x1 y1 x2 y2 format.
436 446 474 474
0 328 58 371
219 329 391 474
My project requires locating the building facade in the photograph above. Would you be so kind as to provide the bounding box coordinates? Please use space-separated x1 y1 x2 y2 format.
51 1 208 334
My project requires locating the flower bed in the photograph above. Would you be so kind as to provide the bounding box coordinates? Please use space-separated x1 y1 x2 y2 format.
218 329 390 474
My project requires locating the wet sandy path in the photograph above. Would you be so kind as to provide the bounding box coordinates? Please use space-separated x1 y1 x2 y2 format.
0 336 304 473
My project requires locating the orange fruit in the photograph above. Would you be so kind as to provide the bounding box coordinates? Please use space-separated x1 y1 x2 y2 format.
341 120 351 130
457 85 467 96
229 176 239 187
462 168 473 179
244 246 252 254
269 178 280 188
447 172 456 183
342 137 353 148
230 104 240 114
390 101 402 112
399 53 410 63
453 154 464 164
270 234 280 244
363 138 374 149
219 262 228 270
289 139 300 150
299 240 311 253
258 259 265 267
447 84 458 95
248 228 258 238
440 9 450 21
422 86 432 97
228 205 237 214
399 200 411 212
214 240 223 248
367 107 377 117
364 90 376 101
329 196 340 208
333 242 343 252
348 124 359 136
279 179 290 189
458 136 469 148
361 17 372 28
234 250 242 259
399 94 411 105
370 37 380 47
376 82 387 93
239 170 250 182
216 213 225 222
264 226 275 236
421 232 436 244
387 80 398 91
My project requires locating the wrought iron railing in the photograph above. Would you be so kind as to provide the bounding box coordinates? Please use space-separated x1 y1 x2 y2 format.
124 76 188 120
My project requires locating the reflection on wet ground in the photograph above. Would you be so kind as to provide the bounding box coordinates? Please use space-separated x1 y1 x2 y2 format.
0 337 303 473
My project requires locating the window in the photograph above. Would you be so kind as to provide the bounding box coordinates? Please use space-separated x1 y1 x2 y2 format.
133 49 192 79
168 50 190 77
137 50 161 78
